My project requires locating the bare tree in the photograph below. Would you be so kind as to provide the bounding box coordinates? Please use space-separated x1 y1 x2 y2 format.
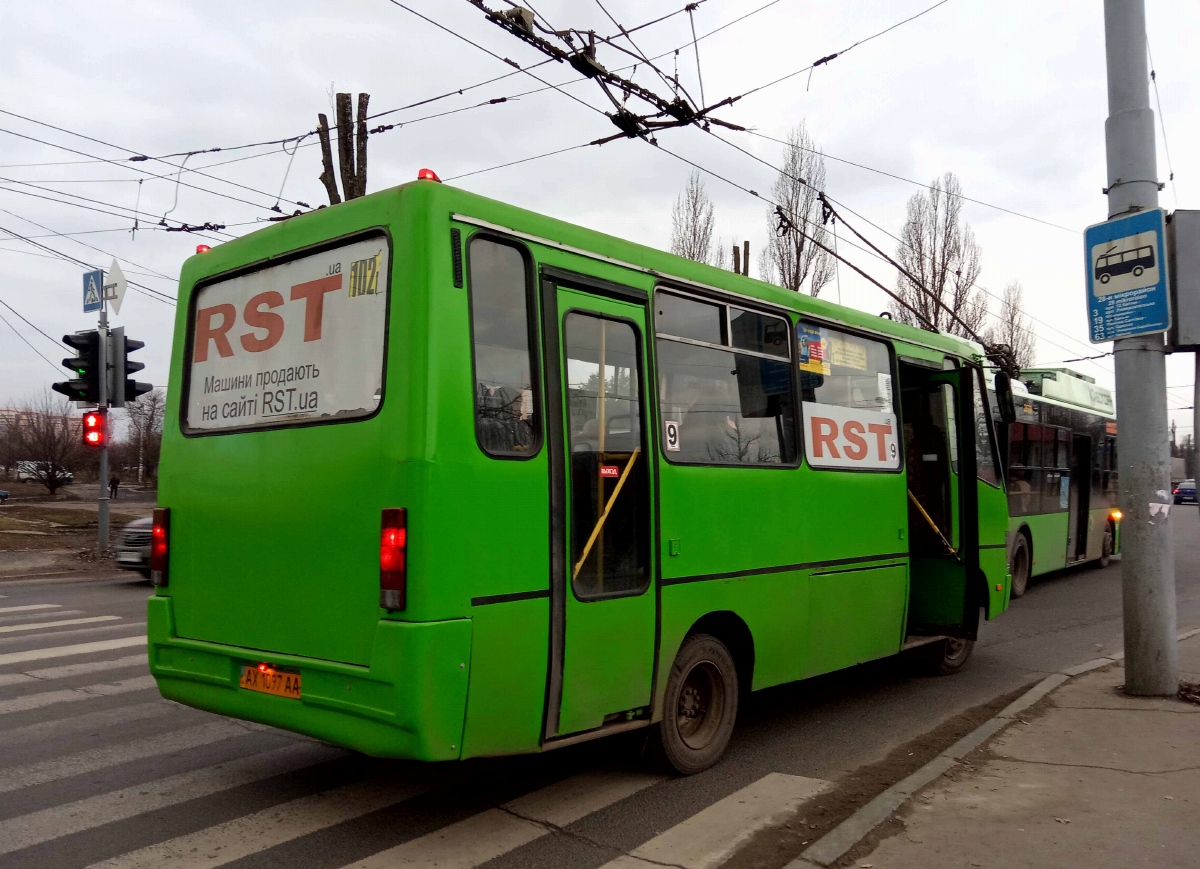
760 123 834 296
987 281 1036 370
125 388 166 484
890 172 987 338
7 391 81 495
670 171 717 264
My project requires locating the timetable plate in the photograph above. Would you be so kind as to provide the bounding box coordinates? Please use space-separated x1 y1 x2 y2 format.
239 665 301 699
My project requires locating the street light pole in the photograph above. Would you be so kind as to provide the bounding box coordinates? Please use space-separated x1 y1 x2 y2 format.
1103 0 1178 695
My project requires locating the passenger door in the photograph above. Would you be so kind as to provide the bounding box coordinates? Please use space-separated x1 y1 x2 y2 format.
905 367 982 639
542 278 657 738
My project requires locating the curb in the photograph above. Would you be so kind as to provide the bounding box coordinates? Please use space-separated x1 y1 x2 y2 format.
786 627 1200 869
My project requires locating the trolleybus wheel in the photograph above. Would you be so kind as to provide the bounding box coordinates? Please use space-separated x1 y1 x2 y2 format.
1097 527 1114 568
1010 534 1031 598
929 637 975 675
656 633 738 775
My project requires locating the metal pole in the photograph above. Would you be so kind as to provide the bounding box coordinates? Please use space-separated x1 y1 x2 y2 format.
97 302 109 552
1104 0 1178 695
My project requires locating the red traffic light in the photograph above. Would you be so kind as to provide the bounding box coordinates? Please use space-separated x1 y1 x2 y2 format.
82 409 107 449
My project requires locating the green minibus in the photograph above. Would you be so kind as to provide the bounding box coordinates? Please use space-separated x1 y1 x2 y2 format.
149 175 1013 773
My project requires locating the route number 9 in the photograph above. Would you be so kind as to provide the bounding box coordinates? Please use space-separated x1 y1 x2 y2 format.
664 420 681 452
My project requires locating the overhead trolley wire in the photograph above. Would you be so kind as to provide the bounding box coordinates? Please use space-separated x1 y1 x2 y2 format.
0 109 307 212
0 308 61 374
1146 36 1178 208
0 223 176 306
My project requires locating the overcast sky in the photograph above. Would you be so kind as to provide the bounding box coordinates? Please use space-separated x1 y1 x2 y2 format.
1 0 1197 434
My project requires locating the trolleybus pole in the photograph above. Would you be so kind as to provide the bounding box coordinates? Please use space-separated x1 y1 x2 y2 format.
1103 0 1178 695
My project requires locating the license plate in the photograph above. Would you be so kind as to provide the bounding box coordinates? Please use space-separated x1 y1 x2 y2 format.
239 665 301 699
116 553 141 563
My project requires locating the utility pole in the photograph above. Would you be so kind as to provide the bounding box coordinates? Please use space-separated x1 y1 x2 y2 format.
1103 0 1178 695
96 301 110 552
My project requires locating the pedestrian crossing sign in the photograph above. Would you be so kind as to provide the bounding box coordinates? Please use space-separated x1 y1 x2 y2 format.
83 269 104 313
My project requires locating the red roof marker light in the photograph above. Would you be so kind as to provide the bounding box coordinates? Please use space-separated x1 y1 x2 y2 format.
195 244 211 254
417 168 441 182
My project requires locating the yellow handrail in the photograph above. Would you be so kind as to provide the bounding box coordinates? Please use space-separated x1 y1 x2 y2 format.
907 489 957 556
572 447 641 581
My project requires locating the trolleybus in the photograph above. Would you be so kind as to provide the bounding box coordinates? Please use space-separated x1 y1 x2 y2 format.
149 175 1015 773
997 368 1120 597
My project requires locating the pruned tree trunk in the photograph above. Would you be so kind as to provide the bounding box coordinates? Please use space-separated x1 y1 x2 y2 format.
354 93 370 200
316 114 341 206
336 93 356 200
317 94 370 204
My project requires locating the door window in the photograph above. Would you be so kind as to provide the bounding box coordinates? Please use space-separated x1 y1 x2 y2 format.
563 314 650 599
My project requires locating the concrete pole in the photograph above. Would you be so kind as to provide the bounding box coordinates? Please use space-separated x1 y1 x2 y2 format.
1104 0 1178 695
97 304 109 552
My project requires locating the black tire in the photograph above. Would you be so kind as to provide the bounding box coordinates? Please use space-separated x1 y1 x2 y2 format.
1010 533 1031 598
927 637 975 675
1096 526 1114 568
656 633 738 775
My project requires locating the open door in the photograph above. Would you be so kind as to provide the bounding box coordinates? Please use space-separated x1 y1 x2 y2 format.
542 277 656 739
901 364 982 640
1068 434 1092 562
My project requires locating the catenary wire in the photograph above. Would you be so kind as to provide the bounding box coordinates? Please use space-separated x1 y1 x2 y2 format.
1146 36 1178 208
0 308 61 374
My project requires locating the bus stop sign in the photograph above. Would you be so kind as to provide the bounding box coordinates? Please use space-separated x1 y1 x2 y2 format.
1084 208 1170 343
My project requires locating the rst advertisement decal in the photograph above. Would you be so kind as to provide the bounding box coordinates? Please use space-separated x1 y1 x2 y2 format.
186 237 388 431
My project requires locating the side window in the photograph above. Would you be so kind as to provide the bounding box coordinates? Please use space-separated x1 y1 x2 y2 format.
798 322 899 471
974 371 1000 487
655 291 796 465
468 238 539 457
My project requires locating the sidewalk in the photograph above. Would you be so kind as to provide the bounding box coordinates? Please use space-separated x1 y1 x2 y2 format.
850 634 1200 868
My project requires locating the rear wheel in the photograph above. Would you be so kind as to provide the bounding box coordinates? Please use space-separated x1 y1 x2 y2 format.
656 633 738 775
1010 533 1031 598
1096 526 1114 568
927 637 975 675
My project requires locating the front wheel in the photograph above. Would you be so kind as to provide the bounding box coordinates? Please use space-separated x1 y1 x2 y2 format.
656 634 739 775
1010 533 1031 598
928 637 975 675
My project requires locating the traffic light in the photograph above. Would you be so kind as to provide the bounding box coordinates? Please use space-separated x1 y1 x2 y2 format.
51 330 103 404
82 408 107 448
107 327 153 407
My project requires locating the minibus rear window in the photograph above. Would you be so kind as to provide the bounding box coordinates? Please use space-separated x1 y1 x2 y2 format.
184 234 389 433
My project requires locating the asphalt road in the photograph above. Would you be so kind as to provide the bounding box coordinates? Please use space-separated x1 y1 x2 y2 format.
1 510 1197 869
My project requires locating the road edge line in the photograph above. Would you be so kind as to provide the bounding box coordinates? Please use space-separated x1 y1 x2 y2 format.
788 631 1196 869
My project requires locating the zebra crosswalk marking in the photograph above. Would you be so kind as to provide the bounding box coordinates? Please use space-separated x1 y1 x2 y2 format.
0 635 146 667
0 701 175 749
0 604 62 614
0 719 251 793
87 778 428 868
0 615 120 634
345 769 665 869
597 773 831 869
0 653 146 688
0 674 156 715
0 609 87 627
0 743 342 856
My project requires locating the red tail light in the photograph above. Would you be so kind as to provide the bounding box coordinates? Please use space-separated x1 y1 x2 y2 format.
1174 488 1180 494
380 508 407 610
150 508 170 587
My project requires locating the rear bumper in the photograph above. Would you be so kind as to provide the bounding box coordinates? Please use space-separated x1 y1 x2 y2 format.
147 596 472 760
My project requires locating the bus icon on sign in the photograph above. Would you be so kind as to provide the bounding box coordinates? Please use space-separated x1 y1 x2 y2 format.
1090 229 1160 296
1095 245 1154 283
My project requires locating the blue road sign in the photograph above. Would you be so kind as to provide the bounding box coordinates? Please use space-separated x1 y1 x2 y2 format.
1084 208 1170 342
83 269 104 313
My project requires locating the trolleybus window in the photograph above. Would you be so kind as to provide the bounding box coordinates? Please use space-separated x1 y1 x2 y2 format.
797 322 899 471
468 238 539 457
974 370 1000 488
655 290 796 466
